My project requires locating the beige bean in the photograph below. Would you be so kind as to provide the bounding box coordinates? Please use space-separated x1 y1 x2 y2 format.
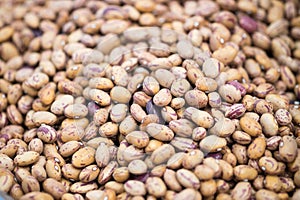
22 175 40 193
232 131 252 145
194 164 215 181
79 165 100 183
38 82 56 105
256 189 279 200
122 145 144 163
36 124 57 143
64 103 88 119
153 88 172 107
14 151 39 166
19 192 54 200
163 169 182 192
70 182 98 194
99 122 118 138
110 86 132 104
26 72 49 90
60 125 84 142
142 76 160 96
279 135 297 162
199 135 227 153
231 182 252 200
173 188 198 200
62 164 80 181
28 138 44 154
259 156 278 174
209 118 236 137
169 119 195 138
43 144 65 167
7 84 22 105
101 19 129 34
146 177 167 197
161 106 177 123
182 149 204 169
177 40 194 59
10 183 24 200
45 159 61 181
146 123 174 141
202 58 222 78
0 153 14 171
170 137 197 151
110 104 128 123
126 131 149 148
218 84 242 103
0 26 14 43
113 167 130 183
260 113 279 137
150 164 166 176
184 89 208 109
123 181 146 197
105 181 125 195
0 144 18 158
232 144 248 164
265 94 289 111
43 178 66 200
154 69 175 88
190 109 214 128
32 111 57 126
119 115 138 136
89 89 111 106
58 141 82 157
7 104 23 125
176 169 200 189
0 168 14 194
171 79 191 97
128 160 148 175
151 144 175 165
31 165 47 182
95 143 110 168
192 127 207 142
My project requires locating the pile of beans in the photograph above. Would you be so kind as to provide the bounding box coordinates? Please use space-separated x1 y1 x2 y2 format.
0 0 300 199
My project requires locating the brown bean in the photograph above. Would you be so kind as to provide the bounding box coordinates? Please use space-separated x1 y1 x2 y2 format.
233 165 258 181
247 137 266 159
72 147 95 168
240 116 262 137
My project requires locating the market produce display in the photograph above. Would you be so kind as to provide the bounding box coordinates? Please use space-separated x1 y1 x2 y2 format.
0 0 300 199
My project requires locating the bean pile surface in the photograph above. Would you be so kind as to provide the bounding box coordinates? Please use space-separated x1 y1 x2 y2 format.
0 0 300 199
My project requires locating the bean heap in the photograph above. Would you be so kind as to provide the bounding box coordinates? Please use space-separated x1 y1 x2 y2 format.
0 0 300 199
